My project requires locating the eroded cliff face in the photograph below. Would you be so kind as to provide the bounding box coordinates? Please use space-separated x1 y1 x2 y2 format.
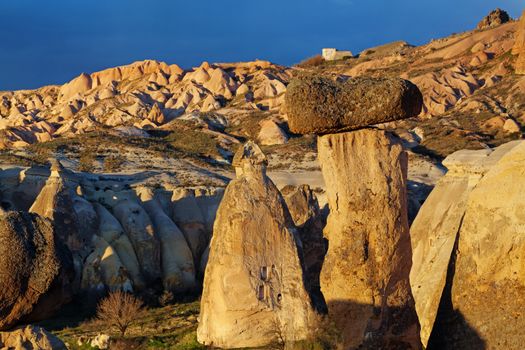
410 140 525 349
318 129 420 349
197 142 316 348
0 163 223 298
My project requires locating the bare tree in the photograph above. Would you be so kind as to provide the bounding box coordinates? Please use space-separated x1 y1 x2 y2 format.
96 291 144 336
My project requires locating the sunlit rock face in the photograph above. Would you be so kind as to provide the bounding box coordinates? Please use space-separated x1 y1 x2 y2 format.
197 142 316 348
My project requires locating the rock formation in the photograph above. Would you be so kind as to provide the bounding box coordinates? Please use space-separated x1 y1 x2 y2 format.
286 75 422 348
282 185 327 310
514 11 525 74
285 75 422 134
94 203 146 290
477 8 510 30
146 103 166 125
111 198 161 284
0 211 73 330
197 142 316 348
318 130 420 349
171 188 208 264
29 160 89 286
137 187 197 293
258 119 288 145
410 140 525 349
512 10 525 55
0 325 67 350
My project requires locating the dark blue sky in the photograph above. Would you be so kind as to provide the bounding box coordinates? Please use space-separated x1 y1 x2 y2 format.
0 0 522 90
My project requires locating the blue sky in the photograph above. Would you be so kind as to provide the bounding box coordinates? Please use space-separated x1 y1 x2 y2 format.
0 0 523 90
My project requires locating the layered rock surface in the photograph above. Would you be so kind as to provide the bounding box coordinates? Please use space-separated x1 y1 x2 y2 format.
285 75 423 134
318 130 420 349
197 142 316 348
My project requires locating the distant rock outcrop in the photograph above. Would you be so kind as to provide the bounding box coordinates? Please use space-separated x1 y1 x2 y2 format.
146 103 166 125
285 75 422 134
477 8 510 30
514 11 525 74
197 142 316 348
0 211 73 330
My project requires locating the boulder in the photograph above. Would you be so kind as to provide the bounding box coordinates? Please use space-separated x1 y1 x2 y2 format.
285 75 422 134
318 129 420 349
0 211 73 330
197 142 316 348
476 8 510 30
0 325 67 350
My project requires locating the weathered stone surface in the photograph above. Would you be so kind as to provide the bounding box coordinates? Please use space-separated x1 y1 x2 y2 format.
29 161 88 260
258 119 288 145
197 142 316 348
477 8 510 30
0 211 73 330
409 140 524 348
285 75 422 134
112 199 161 283
409 145 515 347
171 188 208 263
94 203 145 290
137 187 196 293
81 235 133 293
318 129 420 349
0 325 67 350
512 10 525 55
282 185 327 310
449 141 525 349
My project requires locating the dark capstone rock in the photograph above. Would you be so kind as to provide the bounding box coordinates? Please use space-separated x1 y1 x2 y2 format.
0 211 74 330
285 75 423 135
477 8 511 30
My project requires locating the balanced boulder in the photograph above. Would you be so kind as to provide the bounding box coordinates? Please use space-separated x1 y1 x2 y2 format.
197 142 316 348
285 75 422 134
285 74 422 348
0 211 73 330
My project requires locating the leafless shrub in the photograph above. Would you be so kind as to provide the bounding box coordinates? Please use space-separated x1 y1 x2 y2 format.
96 291 144 336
